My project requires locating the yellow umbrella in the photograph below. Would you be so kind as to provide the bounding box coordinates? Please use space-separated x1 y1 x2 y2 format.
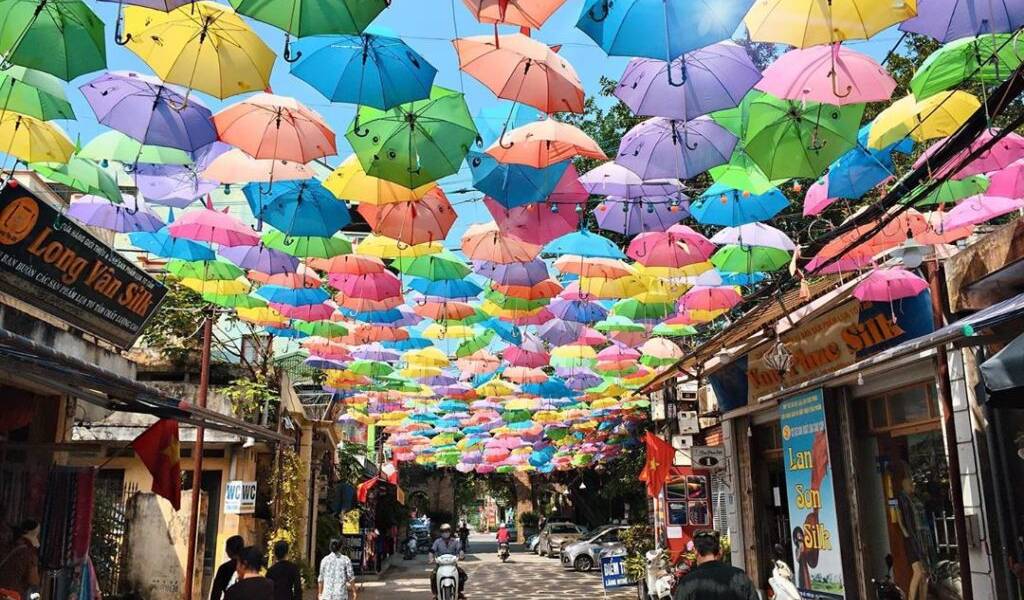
400 365 443 379
576 275 646 299
868 91 979 149
180 277 250 295
356 233 443 259
404 347 450 368
236 306 286 327
634 262 712 279
124 2 275 99
423 323 477 339
324 156 438 204
0 112 73 164
476 379 517 397
479 300 546 319
745 0 917 48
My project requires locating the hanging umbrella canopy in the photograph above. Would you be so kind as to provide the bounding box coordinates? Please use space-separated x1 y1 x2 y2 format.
219 244 299 275
614 41 761 121
291 32 436 110
250 264 322 288
356 233 443 259
576 0 754 59
454 33 584 114
626 231 713 268
169 206 260 247
0 66 75 121
167 258 244 281
124 2 274 97
244 179 351 237
690 183 788 226
129 211 215 260
67 194 164 233
745 0 917 48
229 0 388 36
485 119 605 167
756 43 896 105
263 230 354 258
134 162 220 208
943 193 1024 229
616 116 737 180
203 149 315 185
915 174 989 206
709 150 787 195
408 277 482 300
553 255 635 278
0 112 73 163
413 300 477 322
543 230 625 259
214 94 336 163
868 91 980 149
324 155 437 205
595 197 687 235
900 0 1024 42
309 253 386 275
0 0 105 81
394 250 471 281
913 128 1024 180
473 257 550 286
348 86 477 189
31 155 122 203
462 0 565 28
484 197 581 246
852 267 929 302
491 278 562 300
710 223 796 251
910 34 1024 99
711 245 791 274
678 285 742 311
579 161 684 198
333 270 402 300
462 222 543 263
468 151 570 208
827 125 913 199
357 187 456 246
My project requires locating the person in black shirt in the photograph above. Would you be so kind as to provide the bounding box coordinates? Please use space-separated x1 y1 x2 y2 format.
210 535 245 600
674 531 759 600
225 546 274 600
266 541 302 600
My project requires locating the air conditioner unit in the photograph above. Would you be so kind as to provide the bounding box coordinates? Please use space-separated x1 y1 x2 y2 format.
698 385 718 415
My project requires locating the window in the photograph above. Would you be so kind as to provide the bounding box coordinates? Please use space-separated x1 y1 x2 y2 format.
865 383 940 432
551 525 577 534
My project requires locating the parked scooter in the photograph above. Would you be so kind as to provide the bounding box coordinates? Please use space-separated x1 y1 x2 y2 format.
434 554 462 600
768 545 800 600
872 554 905 600
640 548 678 600
498 541 510 562
403 534 417 560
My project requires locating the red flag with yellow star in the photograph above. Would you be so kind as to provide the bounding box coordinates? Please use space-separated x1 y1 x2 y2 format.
132 419 182 510
638 431 674 498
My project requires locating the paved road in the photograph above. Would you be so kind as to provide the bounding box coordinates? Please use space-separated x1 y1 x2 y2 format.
356 532 636 600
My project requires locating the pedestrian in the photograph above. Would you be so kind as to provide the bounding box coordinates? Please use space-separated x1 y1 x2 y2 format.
266 540 302 600
673 531 759 600
318 539 356 600
457 521 469 551
225 546 274 600
211 535 246 600
0 520 40 600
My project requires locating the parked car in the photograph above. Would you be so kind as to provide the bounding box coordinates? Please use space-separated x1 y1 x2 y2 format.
525 534 539 552
560 525 628 572
536 521 587 557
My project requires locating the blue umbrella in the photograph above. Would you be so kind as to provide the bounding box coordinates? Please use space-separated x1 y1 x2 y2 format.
339 307 404 324
383 337 433 350
290 33 437 110
475 103 545 147
523 377 577 399
264 327 308 339
243 179 351 237
690 183 788 226
828 126 914 199
719 271 766 286
544 230 626 259
129 211 215 260
483 318 522 345
408 278 482 299
255 285 329 305
468 151 570 208
576 0 755 60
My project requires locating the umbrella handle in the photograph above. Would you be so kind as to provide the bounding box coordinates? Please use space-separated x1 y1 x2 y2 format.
352 112 371 138
283 35 302 63
666 61 687 88
167 90 191 112
114 20 133 46
829 71 851 99
497 124 515 150
587 0 610 22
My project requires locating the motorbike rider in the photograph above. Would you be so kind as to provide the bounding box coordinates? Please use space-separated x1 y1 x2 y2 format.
428 523 466 600
495 523 510 554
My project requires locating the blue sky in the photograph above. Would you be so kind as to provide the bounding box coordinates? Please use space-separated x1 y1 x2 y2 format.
74 0 906 245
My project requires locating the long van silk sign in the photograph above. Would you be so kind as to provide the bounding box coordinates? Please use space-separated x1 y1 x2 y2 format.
0 187 166 347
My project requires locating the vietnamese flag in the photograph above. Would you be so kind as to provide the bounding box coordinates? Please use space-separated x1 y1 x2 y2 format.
132 419 182 510
638 432 674 498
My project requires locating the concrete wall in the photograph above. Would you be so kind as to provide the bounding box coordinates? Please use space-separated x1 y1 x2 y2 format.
125 491 206 600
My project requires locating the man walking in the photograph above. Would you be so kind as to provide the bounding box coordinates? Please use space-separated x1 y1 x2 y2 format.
674 531 759 600
210 535 245 600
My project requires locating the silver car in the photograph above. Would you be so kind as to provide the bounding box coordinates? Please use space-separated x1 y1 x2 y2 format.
560 525 628 572
536 522 587 557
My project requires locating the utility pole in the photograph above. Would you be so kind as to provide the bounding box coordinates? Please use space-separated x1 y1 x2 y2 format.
184 310 213 600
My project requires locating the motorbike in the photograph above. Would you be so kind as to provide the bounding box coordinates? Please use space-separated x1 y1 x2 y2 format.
498 541 510 562
434 554 462 600
768 543 800 600
403 535 417 560
639 548 679 600
872 554 905 600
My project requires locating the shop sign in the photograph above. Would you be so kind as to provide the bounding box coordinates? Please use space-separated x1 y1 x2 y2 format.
691 446 726 470
224 481 257 514
600 553 630 589
0 186 166 347
780 389 845 599
342 509 360 534
747 294 932 402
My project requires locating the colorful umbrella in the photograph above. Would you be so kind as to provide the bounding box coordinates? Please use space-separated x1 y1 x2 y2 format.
473 258 550 286
130 211 215 260
900 0 1024 42
229 0 388 38
543 230 625 259
916 174 989 206
468 151 570 208
626 231 713 268
910 34 1024 99
595 197 686 235
80 130 192 167
218 244 299 275
0 0 105 81
263 230 353 258
309 254 386 275
214 94 336 163
0 112 73 163
169 206 260 247
324 155 437 205
251 265 322 288
616 116 736 180
827 125 913 199
690 183 788 226
943 194 1024 229
710 223 796 251
678 285 742 311
394 251 470 281
579 161 684 198
357 187 456 246
244 179 351 237
461 0 565 28
757 43 896 105
167 259 244 281
356 234 442 259
31 155 122 203
0 66 75 121
745 0 916 48
868 91 980 149
203 149 315 185
486 119 605 167
407 278 482 299
914 129 1024 180
852 268 929 302
484 197 581 246
462 222 542 263
67 194 164 233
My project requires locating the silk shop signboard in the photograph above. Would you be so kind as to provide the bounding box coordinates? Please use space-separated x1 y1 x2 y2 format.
0 186 166 347
780 389 845 600
745 294 933 402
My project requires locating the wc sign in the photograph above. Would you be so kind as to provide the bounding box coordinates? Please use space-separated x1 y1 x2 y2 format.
225 481 257 514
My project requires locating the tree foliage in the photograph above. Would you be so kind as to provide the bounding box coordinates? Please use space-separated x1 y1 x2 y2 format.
139 280 207 367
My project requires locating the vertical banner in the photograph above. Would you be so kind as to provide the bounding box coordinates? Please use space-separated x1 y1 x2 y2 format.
366 424 376 456
780 389 845 599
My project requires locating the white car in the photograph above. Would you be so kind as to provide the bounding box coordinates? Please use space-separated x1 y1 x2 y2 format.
560 525 628 572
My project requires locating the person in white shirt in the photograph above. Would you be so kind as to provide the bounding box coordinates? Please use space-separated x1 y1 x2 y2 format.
318 539 357 600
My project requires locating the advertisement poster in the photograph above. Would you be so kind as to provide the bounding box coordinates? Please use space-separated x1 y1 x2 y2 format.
780 389 845 599
662 467 712 560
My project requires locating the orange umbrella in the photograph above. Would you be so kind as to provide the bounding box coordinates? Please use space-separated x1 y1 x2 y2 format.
485 119 606 167
357 187 457 246
213 93 336 163
342 325 409 345
503 366 549 384
307 254 388 275
454 34 584 114
553 255 634 278
413 300 478 321
491 279 562 300
248 264 323 288
461 0 566 28
203 148 315 184
335 295 404 313
461 222 542 263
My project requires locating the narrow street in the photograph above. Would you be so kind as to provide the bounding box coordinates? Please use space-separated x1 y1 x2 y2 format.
357 533 636 600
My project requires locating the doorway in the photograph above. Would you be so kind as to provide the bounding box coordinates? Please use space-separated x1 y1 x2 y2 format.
750 421 792 589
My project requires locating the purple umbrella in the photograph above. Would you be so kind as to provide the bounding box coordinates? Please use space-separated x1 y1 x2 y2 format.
434 383 474 397
135 164 219 208
595 197 688 235
98 0 196 9
616 116 737 180
351 344 401 362
472 258 550 286
538 319 583 346
900 0 1024 42
392 306 425 327
80 72 217 152
615 41 762 121
564 371 603 391
579 162 685 198
67 194 164 233
422 374 458 386
549 298 608 323
219 244 299 274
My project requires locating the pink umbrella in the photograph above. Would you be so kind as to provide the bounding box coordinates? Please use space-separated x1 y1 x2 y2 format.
679 285 742 311
756 43 896 105
503 366 548 384
988 160 1024 198
665 224 716 256
803 176 840 217
484 197 581 245
918 210 974 244
608 330 648 347
853 268 928 304
213 94 336 163
914 129 1024 180
576 327 607 346
168 205 260 246
597 346 640 362
805 253 874 275
330 271 402 300
627 231 712 267
202 148 315 184
271 302 336 321
248 264 322 288
503 333 549 367
944 194 1024 230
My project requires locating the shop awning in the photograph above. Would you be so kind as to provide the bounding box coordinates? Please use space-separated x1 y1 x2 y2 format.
0 328 290 442
981 330 1024 393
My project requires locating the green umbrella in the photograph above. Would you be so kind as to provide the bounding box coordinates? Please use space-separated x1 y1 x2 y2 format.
167 259 245 281
709 150 788 195
263 230 353 258
393 249 470 280
30 155 122 203
651 322 697 337
80 131 193 166
711 245 791 274
911 35 1024 99
641 354 678 368
347 86 478 188
483 289 548 311
446 310 487 326
293 320 349 338
456 329 495 358
595 315 646 333
743 94 864 180
0 0 106 81
349 359 394 378
203 293 268 309
913 174 989 206
0 66 74 120
229 0 387 37
611 298 674 320
711 90 766 138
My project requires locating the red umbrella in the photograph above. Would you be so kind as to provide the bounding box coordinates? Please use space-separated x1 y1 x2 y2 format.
414 301 477 321
485 197 580 245
461 0 566 28
491 279 562 300
308 254 388 275
462 222 542 263
357 187 457 246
